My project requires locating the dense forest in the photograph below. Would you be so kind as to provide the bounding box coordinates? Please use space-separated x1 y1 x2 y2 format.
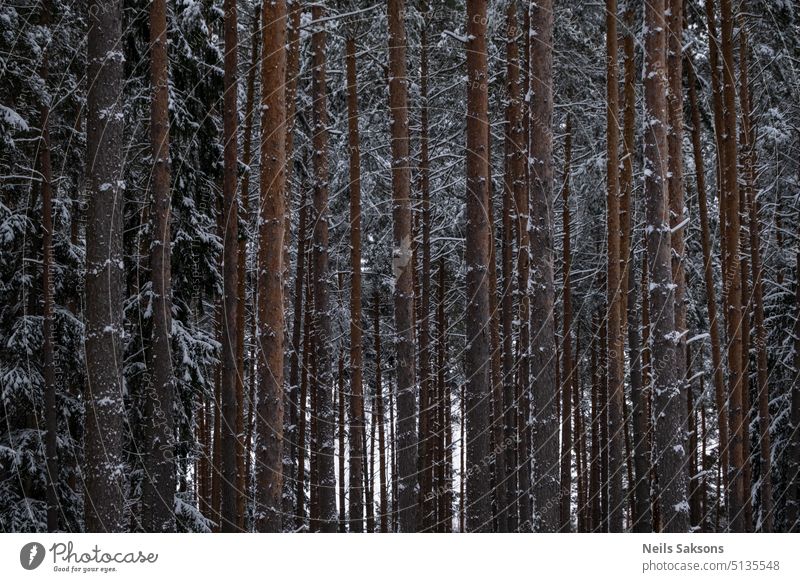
0 0 798 534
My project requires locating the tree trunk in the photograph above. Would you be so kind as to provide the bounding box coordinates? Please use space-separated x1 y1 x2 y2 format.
374 294 389 532
387 0 418 532
254 0 287 532
687 55 729 522
142 0 176 532
604 0 625 534
85 0 126 534
463 0 493 532
560 114 574 533
219 0 240 533
529 0 559 534
345 35 366 533
237 5 261 529
643 0 689 532
720 0 746 533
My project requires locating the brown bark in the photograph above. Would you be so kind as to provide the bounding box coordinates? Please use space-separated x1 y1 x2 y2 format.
309 3 337 532
141 0 176 532
219 0 240 533
720 0 746 533
605 0 625 533
687 56 729 516
387 0 418 532
589 316 601 531
345 35 366 533
337 351 346 532
560 115 574 532
643 0 689 532
254 0 287 532
529 0 559 533
622 2 650 533
236 5 260 529
463 0 493 532
374 294 389 532
283 0 302 525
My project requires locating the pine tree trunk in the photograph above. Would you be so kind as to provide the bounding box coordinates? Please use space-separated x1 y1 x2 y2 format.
85 0 126 534
308 2 337 533
667 0 689 499
282 1 302 526
374 294 389 532
219 0 240 533
463 0 493 532
345 35 365 533
720 0 746 533
687 56 729 520
622 2 650 533
643 0 689 532
604 0 625 534
529 0 559 533
142 0 176 532
237 5 260 529
387 0 418 532
788 251 800 532
560 115 574 533
254 0 287 532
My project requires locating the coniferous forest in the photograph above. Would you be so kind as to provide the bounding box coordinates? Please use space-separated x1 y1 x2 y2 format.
1 0 799 534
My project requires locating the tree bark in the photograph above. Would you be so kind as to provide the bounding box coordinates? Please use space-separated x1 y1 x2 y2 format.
528 0 559 533
387 0 418 532
141 0 176 532
643 0 689 532
254 0 287 532
219 0 240 533
463 0 493 532
605 0 625 533
345 35 366 533
560 114 574 532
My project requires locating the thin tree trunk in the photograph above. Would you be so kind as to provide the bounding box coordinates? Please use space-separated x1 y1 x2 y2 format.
605 0 625 534
687 55 729 520
282 0 302 526
337 352 346 532
463 0 493 532
254 0 287 532
142 0 176 532
720 0 746 533
560 114 574 533
345 35 365 533
387 0 418 532
623 6 650 533
237 5 260 529
296 268 313 528
529 0 559 534
643 0 689 532
309 2 337 533
374 294 389 533
590 317 601 531
788 251 800 532
220 0 240 533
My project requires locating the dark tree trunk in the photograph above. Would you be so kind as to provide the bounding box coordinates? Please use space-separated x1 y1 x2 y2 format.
387 0 418 532
254 0 287 532
529 0 559 534
142 0 176 532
